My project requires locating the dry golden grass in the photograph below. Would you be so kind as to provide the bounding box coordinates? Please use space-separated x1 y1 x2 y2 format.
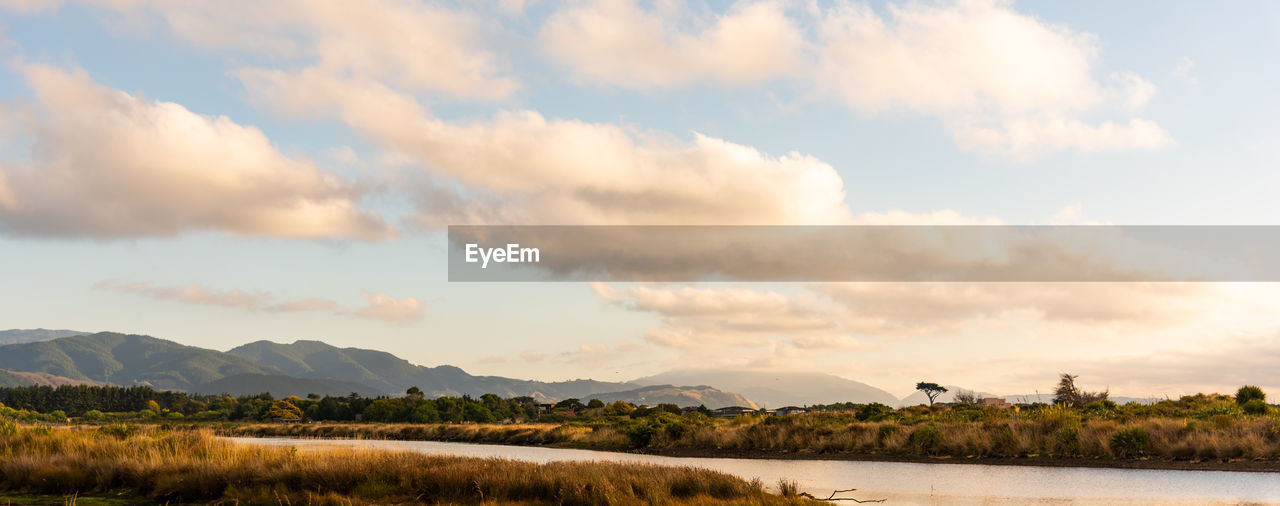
221 411 1280 463
0 425 812 505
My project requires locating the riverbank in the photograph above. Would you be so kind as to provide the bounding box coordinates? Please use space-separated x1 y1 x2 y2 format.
0 424 814 504
211 419 1280 473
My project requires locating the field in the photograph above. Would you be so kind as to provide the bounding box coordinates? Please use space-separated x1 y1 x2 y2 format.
0 422 813 505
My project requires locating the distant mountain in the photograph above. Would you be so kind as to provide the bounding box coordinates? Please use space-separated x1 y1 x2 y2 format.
0 332 763 405
192 373 382 398
636 370 899 408
226 340 649 400
0 368 109 388
0 332 281 391
0 329 86 346
586 384 758 409
898 385 1000 407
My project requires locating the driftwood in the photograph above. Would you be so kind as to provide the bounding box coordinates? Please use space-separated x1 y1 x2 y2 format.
797 488 888 503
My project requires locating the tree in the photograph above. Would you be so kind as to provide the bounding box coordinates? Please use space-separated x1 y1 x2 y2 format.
953 389 978 404
1053 373 1108 408
915 382 947 406
587 398 605 409
406 386 424 401
555 398 585 413
1236 385 1265 405
262 400 303 421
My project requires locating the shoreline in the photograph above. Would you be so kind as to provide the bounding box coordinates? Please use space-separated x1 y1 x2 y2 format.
224 432 1280 473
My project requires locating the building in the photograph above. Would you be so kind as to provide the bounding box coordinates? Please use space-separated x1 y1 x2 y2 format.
773 406 807 416
978 397 1012 409
711 406 756 418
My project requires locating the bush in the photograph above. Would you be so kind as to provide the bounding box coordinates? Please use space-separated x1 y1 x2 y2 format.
82 410 106 421
99 423 141 439
1110 427 1152 458
1237 386 1266 405
908 424 943 455
1083 400 1118 415
1243 399 1270 415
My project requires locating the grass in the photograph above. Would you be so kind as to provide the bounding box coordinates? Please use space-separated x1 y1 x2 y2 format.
217 407 1280 464
0 425 813 505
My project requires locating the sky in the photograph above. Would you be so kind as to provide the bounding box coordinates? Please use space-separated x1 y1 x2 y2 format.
1 0 1279 399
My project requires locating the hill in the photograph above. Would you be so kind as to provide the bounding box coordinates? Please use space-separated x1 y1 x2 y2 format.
0 329 85 346
586 384 758 409
0 368 109 388
191 373 383 398
227 340 646 400
0 332 281 391
636 370 898 408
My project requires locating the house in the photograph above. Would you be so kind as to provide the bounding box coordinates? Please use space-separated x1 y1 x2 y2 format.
979 397 1012 409
536 403 556 414
773 406 807 416
711 406 755 418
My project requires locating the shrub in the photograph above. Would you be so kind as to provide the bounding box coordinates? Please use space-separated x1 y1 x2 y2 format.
1237 386 1266 405
1110 427 1152 458
1084 400 1118 415
99 423 141 439
0 420 18 436
856 403 893 422
908 424 943 455
82 410 106 421
624 419 660 447
1243 399 1270 415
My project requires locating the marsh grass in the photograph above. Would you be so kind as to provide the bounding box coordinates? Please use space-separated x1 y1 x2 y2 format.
0 426 809 505
222 411 1280 463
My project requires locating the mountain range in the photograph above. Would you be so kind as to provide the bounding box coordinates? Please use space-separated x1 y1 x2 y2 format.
637 370 900 408
0 329 86 346
0 332 755 408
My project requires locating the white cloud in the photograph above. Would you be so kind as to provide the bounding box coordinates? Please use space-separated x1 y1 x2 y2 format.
815 0 1170 159
345 291 425 323
109 0 517 100
233 67 854 226
0 63 392 240
596 281 1205 354
540 0 803 88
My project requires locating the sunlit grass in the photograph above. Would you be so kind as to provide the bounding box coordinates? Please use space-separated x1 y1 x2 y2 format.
0 425 812 504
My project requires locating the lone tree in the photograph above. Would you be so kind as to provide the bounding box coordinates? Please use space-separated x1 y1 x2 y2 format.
916 382 948 406
953 389 978 404
1053 373 1108 408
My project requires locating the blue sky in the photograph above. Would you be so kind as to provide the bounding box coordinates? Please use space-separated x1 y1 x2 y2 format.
1 0 1279 397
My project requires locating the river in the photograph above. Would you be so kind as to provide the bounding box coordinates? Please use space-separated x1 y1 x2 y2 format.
228 437 1280 505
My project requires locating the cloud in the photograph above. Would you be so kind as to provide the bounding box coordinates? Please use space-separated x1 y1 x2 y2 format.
48 0 518 100
94 280 422 323
0 63 392 240
232 68 853 226
516 341 644 369
1002 332 1280 397
540 0 803 88
344 291 425 323
602 284 856 350
815 0 1170 158
597 282 1204 352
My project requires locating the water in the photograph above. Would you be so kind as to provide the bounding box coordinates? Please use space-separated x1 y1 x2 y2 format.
228 437 1280 505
